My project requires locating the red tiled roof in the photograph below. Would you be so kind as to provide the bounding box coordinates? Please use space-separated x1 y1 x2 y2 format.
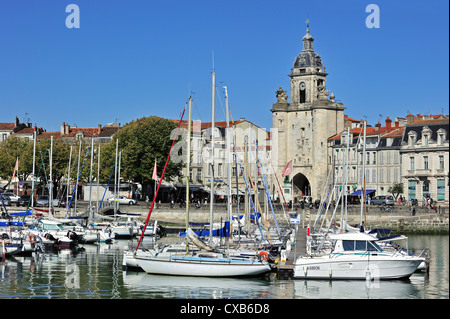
39 132 62 139
344 115 360 122
0 123 15 130
409 118 449 126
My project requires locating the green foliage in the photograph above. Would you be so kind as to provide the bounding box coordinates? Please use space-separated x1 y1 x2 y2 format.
99 116 184 185
388 182 404 199
0 137 29 183
0 117 184 195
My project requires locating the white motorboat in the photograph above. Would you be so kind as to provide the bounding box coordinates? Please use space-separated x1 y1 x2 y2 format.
294 232 423 280
28 219 77 249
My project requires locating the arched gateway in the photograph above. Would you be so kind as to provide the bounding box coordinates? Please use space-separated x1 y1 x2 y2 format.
293 173 311 198
271 23 345 200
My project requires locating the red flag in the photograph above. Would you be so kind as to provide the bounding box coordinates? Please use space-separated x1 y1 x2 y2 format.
11 158 18 181
281 160 293 177
152 159 159 181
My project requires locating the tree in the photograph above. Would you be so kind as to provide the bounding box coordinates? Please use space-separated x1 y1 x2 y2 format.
0 137 30 189
99 116 184 197
388 182 404 200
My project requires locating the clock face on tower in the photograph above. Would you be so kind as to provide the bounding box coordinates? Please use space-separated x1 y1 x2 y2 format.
300 82 306 91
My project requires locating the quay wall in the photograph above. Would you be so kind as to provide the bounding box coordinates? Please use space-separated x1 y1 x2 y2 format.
15 201 448 234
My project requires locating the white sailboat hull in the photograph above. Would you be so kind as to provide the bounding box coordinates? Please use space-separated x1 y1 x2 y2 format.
136 255 271 277
294 254 422 280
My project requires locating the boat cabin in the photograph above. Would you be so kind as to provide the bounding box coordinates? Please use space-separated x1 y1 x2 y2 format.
330 233 383 254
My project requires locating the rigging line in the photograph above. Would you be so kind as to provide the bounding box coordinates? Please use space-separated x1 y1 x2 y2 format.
252 135 281 237
97 163 116 214
215 86 227 120
64 146 91 218
237 161 268 245
191 98 203 124
21 147 47 223
136 102 188 252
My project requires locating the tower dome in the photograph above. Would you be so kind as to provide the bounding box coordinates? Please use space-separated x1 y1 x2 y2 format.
293 25 323 69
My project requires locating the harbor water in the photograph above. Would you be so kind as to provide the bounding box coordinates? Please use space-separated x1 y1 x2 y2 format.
0 234 448 299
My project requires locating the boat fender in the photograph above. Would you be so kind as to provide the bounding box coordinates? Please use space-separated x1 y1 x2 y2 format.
29 234 36 243
258 251 269 261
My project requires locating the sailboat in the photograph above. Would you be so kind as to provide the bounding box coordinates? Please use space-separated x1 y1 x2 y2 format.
135 73 271 277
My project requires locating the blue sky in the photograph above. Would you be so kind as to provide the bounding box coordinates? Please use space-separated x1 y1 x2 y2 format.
0 0 448 133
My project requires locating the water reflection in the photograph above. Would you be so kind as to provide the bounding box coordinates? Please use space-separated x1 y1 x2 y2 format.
123 272 272 299
293 277 424 299
0 234 448 299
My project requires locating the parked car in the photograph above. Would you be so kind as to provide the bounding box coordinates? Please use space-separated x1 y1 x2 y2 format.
106 195 137 205
369 195 394 206
16 195 34 207
58 195 73 208
36 195 50 207
3 192 20 203
0 193 12 206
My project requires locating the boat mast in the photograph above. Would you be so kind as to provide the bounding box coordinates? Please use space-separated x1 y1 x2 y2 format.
224 86 232 247
74 140 81 216
88 138 94 222
96 144 100 215
49 135 53 216
114 138 118 217
209 64 216 245
31 131 36 213
186 96 192 253
67 145 72 216
360 121 367 230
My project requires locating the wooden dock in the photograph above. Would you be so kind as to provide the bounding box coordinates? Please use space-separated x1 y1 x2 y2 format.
276 226 307 279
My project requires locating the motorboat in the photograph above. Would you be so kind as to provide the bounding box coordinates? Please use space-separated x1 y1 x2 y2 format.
294 232 423 280
58 219 114 244
28 219 78 250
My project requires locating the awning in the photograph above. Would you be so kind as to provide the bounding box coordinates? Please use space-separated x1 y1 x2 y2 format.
350 189 375 196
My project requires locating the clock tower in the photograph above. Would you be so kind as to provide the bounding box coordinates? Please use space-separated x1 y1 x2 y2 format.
271 24 345 201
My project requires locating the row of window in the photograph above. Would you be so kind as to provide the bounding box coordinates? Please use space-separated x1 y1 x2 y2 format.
335 166 401 184
408 128 447 147
409 155 445 170
408 179 446 201
334 150 400 165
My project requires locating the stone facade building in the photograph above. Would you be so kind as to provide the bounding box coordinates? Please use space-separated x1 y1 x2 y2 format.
271 25 344 201
329 114 449 205
401 116 449 204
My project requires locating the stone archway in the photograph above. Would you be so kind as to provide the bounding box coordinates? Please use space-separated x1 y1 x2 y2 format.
293 173 311 199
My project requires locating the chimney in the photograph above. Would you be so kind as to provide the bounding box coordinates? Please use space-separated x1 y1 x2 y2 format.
14 116 20 127
98 124 102 134
61 122 65 135
406 113 414 124
375 121 381 131
385 117 392 132
395 121 399 129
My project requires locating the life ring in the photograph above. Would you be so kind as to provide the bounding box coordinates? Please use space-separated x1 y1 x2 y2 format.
29 234 36 243
258 251 269 261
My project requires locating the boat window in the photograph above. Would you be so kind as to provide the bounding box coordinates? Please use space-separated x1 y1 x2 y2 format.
343 240 355 251
368 241 382 252
355 241 367 251
42 224 62 231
